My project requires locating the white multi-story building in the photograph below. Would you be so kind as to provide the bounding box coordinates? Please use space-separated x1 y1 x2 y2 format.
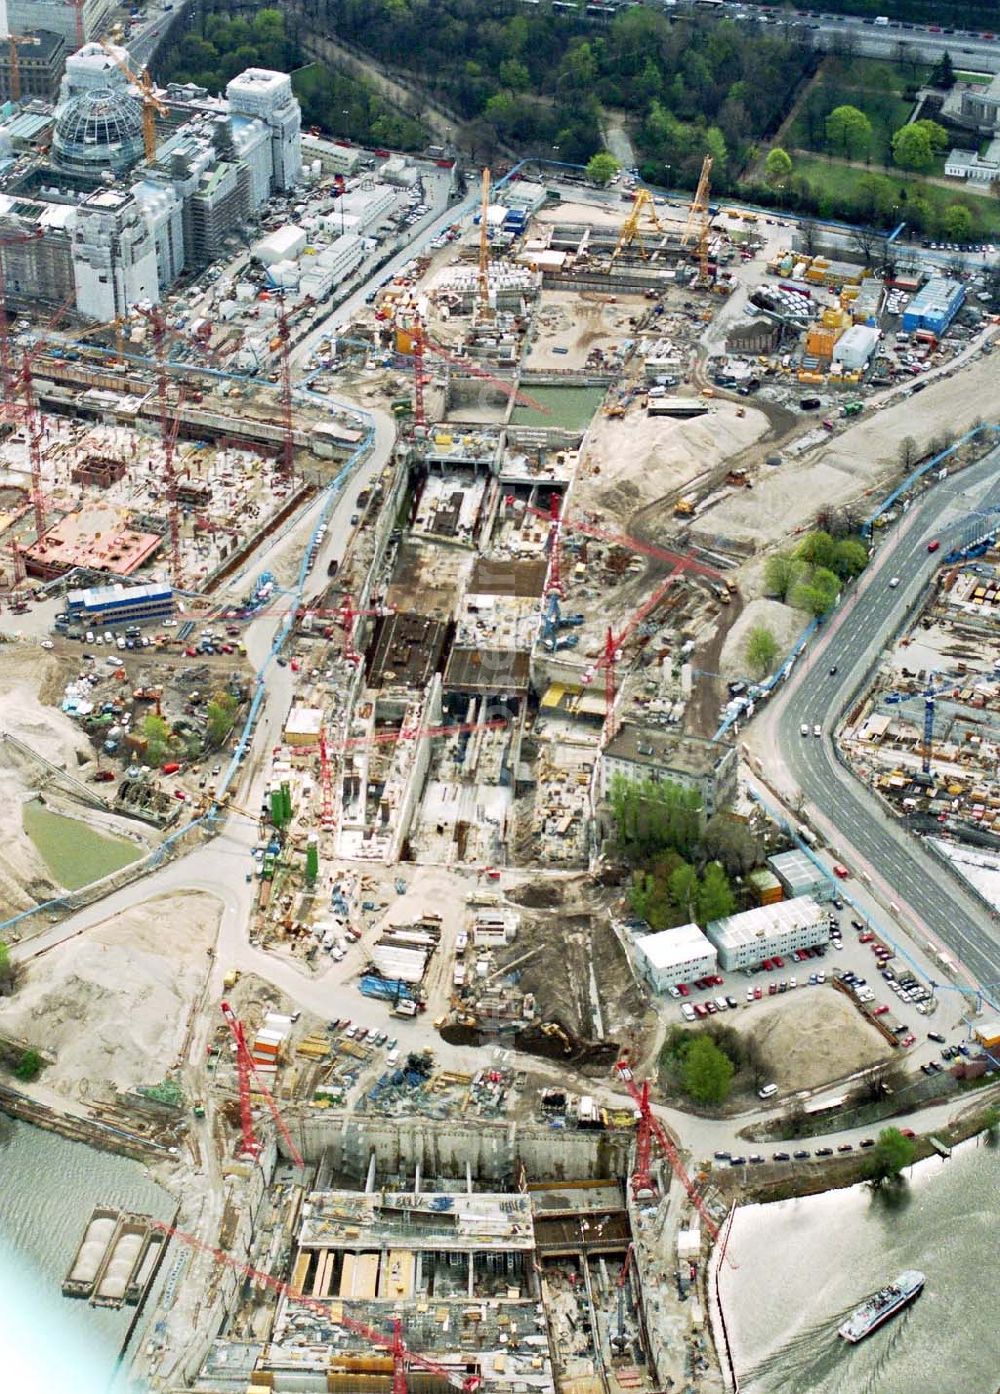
632 923 717 992
71 188 158 320
706 897 827 973
226 68 301 191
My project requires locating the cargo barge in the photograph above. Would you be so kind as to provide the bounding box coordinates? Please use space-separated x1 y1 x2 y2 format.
62 1206 121 1299
92 1215 152 1308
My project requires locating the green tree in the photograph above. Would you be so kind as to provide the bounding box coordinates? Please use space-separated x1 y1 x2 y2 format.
863 1126 916 1186
930 50 955 88
706 125 728 177
763 550 803 601
942 203 974 241
206 691 239 746
792 566 840 616
498 58 530 92
983 1103 999 1144
610 776 703 859
0 939 12 993
764 146 793 187
141 713 172 764
701 814 759 877
682 1035 734 1105
669 862 700 921
15 1049 41 1082
586 151 620 185
745 623 780 677
913 118 949 154
796 529 837 570
892 123 934 172
825 104 872 160
697 861 735 924
832 538 869 580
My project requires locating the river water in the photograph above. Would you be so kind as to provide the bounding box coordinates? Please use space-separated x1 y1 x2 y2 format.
720 1138 998 1394
0 1115 173 1387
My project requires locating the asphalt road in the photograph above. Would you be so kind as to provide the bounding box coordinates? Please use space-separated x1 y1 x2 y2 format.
775 449 1000 996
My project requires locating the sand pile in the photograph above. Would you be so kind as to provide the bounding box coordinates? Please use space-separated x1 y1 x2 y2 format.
0 891 219 1101
736 990 891 1092
577 401 769 525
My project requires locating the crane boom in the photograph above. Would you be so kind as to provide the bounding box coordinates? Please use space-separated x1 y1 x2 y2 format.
221 1001 305 1168
615 1061 726 1249
100 41 167 163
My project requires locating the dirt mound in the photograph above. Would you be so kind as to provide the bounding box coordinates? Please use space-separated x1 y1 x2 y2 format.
733 988 891 1092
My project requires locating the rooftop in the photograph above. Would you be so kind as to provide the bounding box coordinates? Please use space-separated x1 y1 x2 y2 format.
367 611 448 689
707 896 824 949
25 507 162 576
298 1188 535 1251
633 922 715 971
768 848 827 893
603 722 734 778
444 646 531 695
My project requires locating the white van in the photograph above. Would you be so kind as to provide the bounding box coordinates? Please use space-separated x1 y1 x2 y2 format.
758 1083 778 1099
386 1048 400 1066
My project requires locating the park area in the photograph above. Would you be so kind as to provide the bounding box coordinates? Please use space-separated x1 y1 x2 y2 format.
764 56 1000 238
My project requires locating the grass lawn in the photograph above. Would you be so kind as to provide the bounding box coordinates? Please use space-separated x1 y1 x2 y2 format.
785 55 928 166
955 71 993 85
789 154 1000 236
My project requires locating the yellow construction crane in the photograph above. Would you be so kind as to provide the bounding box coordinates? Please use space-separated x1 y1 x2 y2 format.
609 188 664 266
681 155 713 281
100 40 167 164
477 167 494 323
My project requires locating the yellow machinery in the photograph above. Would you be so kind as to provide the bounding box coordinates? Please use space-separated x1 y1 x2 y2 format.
610 188 664 266
681 155 713 282
101 41 167 164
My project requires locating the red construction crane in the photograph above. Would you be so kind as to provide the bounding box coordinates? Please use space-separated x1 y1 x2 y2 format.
145 1217 482 1394
335 592 392 666
220 1001 305 1168
543 493 564 598
286 717 509 763
317 726 335 829
0 227 44 416
582 565 686 739
276 301 295 477
398 309 547 425
139 304 183 585
614 1060 725 1249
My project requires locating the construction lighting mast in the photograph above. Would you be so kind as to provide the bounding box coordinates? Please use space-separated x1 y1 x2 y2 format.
477 167 493 323
614 1061 727 1250
101 42 166 164
141 304 183 585
0 228 43 416
220 1001 305 1168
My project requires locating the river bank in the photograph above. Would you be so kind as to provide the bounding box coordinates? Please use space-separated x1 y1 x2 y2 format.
710 1134 999 1394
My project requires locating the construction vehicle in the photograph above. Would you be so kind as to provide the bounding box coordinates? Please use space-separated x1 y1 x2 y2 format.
674 497 696 517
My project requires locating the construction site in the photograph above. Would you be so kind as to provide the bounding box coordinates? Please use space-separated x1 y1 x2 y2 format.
839 542 1000 840
0 20 998 1389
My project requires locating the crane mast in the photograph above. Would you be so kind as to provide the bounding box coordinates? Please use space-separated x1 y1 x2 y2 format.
477 167 494 323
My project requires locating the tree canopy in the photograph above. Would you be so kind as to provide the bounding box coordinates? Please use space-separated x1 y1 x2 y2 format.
682 1035 734 1105
825 104 872 159
863 1126 916 1186
745 623 780 677
586 152 620 186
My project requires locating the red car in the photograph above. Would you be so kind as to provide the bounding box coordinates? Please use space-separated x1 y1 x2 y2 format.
833 864 849 879
927 539 940 553
901 1034 916 1047
677 983 690 997
773 955 785 969
873 1004 889 1016
185 646 197 657
900 1127 916 1138
859 932 874 943
753 985 762 1000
